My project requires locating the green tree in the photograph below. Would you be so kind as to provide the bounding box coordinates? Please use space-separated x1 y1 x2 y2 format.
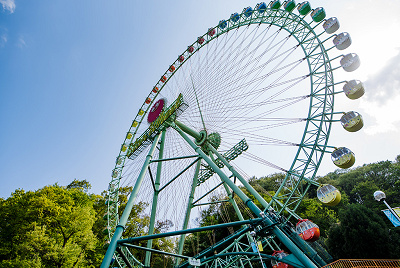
67 179 92 192
102 186 175 267
0 184 98 267
327 204 400 259
322 157 400 259
296 198 338 237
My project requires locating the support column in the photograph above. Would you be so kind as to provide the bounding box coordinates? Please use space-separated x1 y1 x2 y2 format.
100 132 162 268
145 130 166 266
175 159 201 265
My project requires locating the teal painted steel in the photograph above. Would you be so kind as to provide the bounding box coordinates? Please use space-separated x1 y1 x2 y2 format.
118 219 262 244
104 2 339 267
101 132 162 268
144 130 166 266
175 159 201 265
122 243 189 260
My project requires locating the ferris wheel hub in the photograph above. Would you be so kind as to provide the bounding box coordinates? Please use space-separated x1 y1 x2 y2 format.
194 130 207 146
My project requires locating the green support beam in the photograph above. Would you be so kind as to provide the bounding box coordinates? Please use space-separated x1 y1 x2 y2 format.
175 159 201 266
118 219 263 244
145 130 166 266
100 132 162 268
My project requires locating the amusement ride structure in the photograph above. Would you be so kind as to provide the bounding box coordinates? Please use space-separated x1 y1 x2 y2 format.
101 1 365 267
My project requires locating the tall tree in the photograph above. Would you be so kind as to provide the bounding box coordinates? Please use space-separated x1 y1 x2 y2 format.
0 184 98 267
327 203 400 259
322 158 400 259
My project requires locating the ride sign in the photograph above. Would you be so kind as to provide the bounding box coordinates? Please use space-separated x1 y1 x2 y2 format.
127 94 187 159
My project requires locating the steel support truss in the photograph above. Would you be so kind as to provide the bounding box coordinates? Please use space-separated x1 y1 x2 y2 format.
103 4 337 268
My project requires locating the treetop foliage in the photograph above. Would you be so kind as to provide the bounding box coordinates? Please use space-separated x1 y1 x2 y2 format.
0 155 399 266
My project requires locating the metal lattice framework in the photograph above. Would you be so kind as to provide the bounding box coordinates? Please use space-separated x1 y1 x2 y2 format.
101 2 359 268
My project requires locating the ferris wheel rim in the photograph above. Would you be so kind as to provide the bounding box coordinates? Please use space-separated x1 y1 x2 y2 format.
105 3 337 267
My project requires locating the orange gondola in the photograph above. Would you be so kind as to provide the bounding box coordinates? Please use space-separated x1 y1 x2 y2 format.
296 219 320 242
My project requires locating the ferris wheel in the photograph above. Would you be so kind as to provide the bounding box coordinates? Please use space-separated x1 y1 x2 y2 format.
101 1 365 267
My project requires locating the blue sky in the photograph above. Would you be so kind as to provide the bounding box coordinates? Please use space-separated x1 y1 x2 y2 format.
1 0 400 198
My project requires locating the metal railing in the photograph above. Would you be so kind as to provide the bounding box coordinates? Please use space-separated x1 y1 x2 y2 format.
322 259 400 268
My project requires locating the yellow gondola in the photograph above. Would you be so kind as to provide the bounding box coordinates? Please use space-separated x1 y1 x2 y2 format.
317 184 341 206
340 111 363 132
331 147 355 169
343 80 365 100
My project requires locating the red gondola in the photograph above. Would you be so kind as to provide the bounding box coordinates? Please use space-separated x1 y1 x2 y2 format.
271 250 294 268
296 219 320 242
208 28 216 36
198 37 205 44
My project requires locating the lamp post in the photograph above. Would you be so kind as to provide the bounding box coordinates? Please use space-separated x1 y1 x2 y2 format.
373 190 400 223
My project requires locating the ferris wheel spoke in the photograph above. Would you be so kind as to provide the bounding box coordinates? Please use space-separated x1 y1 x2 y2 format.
101 2 366 267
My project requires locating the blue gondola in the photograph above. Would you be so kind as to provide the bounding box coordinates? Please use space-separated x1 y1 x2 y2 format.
219 20 227 29
256 2 267 13
243 6 253 17
230 12 240 23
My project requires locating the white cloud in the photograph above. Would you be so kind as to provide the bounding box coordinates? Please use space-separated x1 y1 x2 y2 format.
16 35 26 48
0 34 6 47
364 49 400 105
360 94 400 135
359 50 400 135
0 0 15 13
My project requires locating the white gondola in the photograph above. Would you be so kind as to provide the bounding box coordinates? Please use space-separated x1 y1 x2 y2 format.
340 53 360 72
323 17 340 34
343 80 365 99
333 32 351 50
331 147 355 169
317 184 341 206
340 111 363 132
